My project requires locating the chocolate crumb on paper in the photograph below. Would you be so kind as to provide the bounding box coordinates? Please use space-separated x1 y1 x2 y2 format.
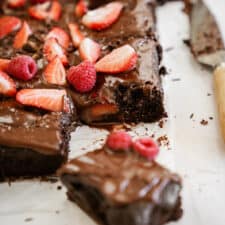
157 135 170 148
24 218 33 222
200 119 208 126
190 113 194 119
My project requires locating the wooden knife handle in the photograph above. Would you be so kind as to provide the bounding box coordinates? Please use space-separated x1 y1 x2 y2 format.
214 63 225 141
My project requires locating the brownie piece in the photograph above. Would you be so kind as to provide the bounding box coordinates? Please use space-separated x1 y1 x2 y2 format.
0 99 75 180
59 149 182 225
184 0 225 66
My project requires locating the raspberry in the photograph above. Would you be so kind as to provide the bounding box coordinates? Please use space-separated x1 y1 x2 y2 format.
7 55 37 81
132 138 159 160
106 131 132 151
67 60 96 93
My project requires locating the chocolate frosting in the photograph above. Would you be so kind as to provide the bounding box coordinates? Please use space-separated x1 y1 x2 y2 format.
0 100 67 155
59 149 181 205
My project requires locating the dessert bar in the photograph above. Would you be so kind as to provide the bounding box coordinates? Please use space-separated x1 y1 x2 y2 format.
0 99 74 179
59 132 182 225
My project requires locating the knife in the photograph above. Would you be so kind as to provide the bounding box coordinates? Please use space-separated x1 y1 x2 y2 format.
186 0 225 141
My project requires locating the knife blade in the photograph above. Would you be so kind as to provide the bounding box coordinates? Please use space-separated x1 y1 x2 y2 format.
187 0 225 67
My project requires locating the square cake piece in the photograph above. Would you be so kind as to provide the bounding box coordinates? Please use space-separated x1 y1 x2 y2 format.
0 100 74 180
59 132 182 225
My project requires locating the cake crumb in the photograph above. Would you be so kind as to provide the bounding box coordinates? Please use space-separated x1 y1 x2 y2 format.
200 119 208 126
55 210 60 214
207 93 212 96
158 120 164 128
57 185 62 190
209 117 213 120
190 113 194 119
157 135 170 147
24 218 33 222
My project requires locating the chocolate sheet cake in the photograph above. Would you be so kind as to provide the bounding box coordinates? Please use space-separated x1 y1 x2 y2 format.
0 0 166 125
59 146 182 225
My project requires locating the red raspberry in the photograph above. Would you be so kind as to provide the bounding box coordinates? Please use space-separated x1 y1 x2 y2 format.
132 138 159 160
106 131 132 151
7 55 37 81
67 60 96 93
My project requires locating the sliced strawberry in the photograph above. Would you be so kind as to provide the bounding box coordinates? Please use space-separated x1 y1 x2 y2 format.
95 45 137 74
68 23 84 48
75 0 88 17
79 38 101 63
46 27 70 49
0 71 17 97
43 57 66 85
82 2 123 30
48 1 62 21
7 0 26 8
0 16 21 39
13 21 32 49
16 89 67 112
0 59 10 72
82 103 118 123
43 37 68 65
28 1 61 21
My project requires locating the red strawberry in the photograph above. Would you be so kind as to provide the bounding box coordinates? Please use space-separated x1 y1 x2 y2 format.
68 23 84 48
28 1 61 21
75 0 88 17
7 0 26 8
0 71 17 97
16 89 67 112
79 38 101 63
43 57 66 85
82 2 123 30
67 60 96 93
0 16 21 39
13 21 32 49
95 45 137 73
7 55 37 81
106 131 132 151
83 103 118 122
43 37 68 65
48 1 62 21
132 138 159 160
46 27 70 49
0 59 10 72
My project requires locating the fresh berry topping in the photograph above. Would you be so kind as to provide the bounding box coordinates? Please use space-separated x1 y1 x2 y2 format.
13 21 32 49
43 57 66 85
46 27 70 49
75 0 88 17
43 37 68 65
28 1 61 21
7 55 37 81
30 0 48 4
0 16 21 39
95 45 137 74
106 131 132 151
132 138 159 160
0 71 17 97
0 59 10 72
67 60 96 93
48 1 62 21
82 103 118 123
16 89 67 112
79 38 101 63
82 2 123 31
68 23 84 48
7 0 26 8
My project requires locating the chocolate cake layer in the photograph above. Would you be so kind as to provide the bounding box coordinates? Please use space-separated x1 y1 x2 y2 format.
0 100 74 179
59 149 182 225
0 0 166 124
